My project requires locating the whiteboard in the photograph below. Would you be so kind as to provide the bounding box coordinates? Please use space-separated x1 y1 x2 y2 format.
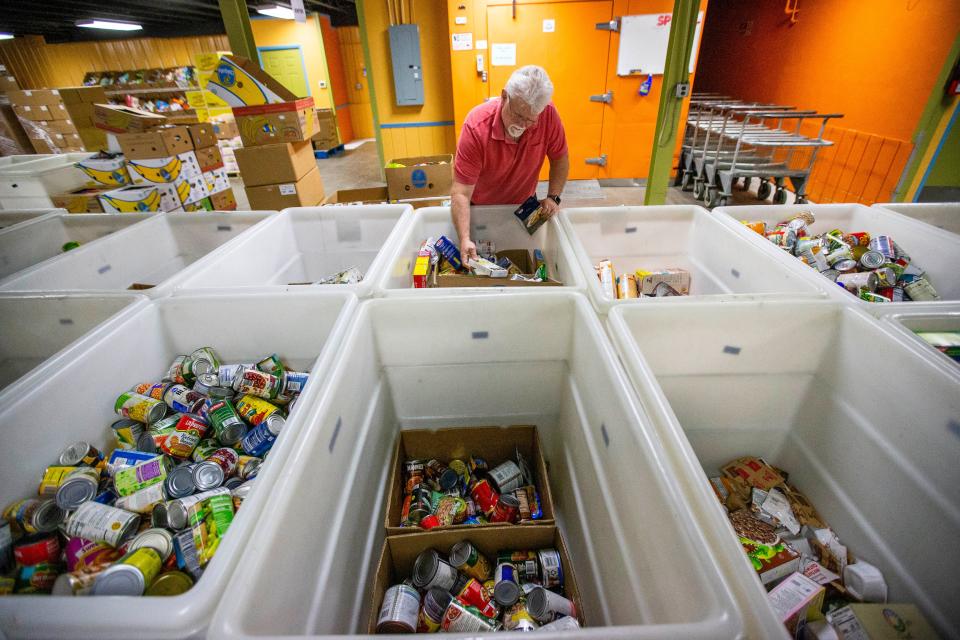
616 12 705 76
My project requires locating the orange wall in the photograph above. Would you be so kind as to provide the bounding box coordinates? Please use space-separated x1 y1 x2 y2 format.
0 34 229 89
337 26 376 139
251 14 333 107
319 15 354 143
695 0 960 203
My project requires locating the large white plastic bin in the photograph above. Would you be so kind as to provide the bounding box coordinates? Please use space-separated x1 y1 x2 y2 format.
875 302 960 381
0 292 146 392
715 203 960 310
376 205 586 295
873 202 960 235
0 153 94 209
560 205 825 314
209 292 784 640
0 211 154 280
0 290 357 639
0 211 274 297
607 299 960 639
0 209 58 229
174 205 413 298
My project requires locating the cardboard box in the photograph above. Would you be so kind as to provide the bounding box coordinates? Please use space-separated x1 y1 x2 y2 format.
186 123 217 150
53 132 84 149
827 604 938 640
311 108 339 150
0 75 19 93
767 572 824 638
209 188 237 211
99 184 180 213
244 165 324 209
385 426 555 536
51 187 111 213
202 168 231 195
203 55 299 107
57 86 108 105
367 526 584 634
74 153 131 187
63 103 97 128
234 98 317 146
77 126 108 151
740 538 801 585
194 145 224 172
183 197 215 212
29 138 57 154
212 118 239 140
35 120 78 135
6 89 60 107
0 104 33 155
118 126 193 159
14 103 70 121
323 186 391 205
434 249 562 288
93 104 167 134
233 141 315 186
127 151 202 186
385 154 454 200
174 172 211 205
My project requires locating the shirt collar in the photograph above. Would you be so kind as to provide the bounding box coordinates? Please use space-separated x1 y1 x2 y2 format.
492 97 543 144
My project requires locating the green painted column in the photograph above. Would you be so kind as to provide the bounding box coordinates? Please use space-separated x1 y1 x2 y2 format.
644 0 700 205
357 0 386 175
218 0 257 61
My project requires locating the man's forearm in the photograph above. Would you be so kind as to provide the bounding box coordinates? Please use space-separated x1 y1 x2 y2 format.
451 192 472 243
548 154 570 196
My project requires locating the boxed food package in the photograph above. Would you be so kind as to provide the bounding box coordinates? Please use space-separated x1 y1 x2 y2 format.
244 166 324 209
127 151 203 186
187 122 217 149
203 55 299 107
209 188 237 211
93 104 167 133
827 603 938 640
233 141 315 186
0 104 32 155
323 186 390 205
311 107 339 150
74 152 131 187
57 86 109 106
6 89 62 107
234 98 317 146
767 572 824 638
0 73 19 93
385 426 555 536
194 145 224 172
433 249 562 288
367 525 583 633
118 126 194 160
636 268 692 296
50 187 111 213
99 184 182 213
202 167 231 195
385 154 453 200
13 103 70 121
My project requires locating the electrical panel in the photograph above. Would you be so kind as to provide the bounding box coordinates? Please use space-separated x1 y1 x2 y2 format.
388 24 424 106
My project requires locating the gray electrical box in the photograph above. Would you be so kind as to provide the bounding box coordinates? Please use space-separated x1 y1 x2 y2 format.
388 24 424 106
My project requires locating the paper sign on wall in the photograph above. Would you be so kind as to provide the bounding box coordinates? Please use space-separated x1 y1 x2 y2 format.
452 33 473 51
543 19 555 32
491 43 517 66
476 40 488 50
291 0 306 23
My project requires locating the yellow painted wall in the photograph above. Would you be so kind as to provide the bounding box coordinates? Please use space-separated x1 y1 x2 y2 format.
0 34 229 89
361 0 456 161
251 14 333 107
338 26 376 139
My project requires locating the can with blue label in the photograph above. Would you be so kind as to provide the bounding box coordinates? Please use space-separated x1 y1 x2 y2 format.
240 414 285 457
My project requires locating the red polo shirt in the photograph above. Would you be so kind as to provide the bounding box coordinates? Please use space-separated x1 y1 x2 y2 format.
454 98 568 205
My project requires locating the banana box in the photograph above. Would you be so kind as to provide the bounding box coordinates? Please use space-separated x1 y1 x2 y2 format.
234 99 318 146
99 184 181 213
74 152 131 187
127 151 203 186
175 173 211 206
202 167 231 195
183 197 214 212
204 55 298 107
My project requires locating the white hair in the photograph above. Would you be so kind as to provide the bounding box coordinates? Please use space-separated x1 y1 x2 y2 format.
504 65 554 113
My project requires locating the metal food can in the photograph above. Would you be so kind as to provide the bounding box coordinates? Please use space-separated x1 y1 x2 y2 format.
498 550 539 584
110 418 144 450
449 540 492 581
493 561 521 607
58 441 104 468
17 562 60 593
281 370 309 395
189 347 221 377
113 456 168 496
205 399 247 445
503 600 539 631
877 286 905 302
234 394 281 426
114 482 167 514
765 228 797 251
904 277 940 301
836 272 878 293
145 570 194 596
13 535 60 566
526 585 577 623
489 493 520 523
869 235 896 259
166 487 231 531
105 449 157 477
172 528 204 580
419 514 441 529
65 501 139 547
160 414 208 459
239 414 285 457
538 616 581 631
191 438 221 463
441 598 501 632
165 464 197 499
859 250 887 270
233 368 282 400
206 448 239 477
0 523 12 573
487 460 523 494
236 456 263 480
115 391 167 424
92 547 162 596
470 479 500 516
832 259 858 274
165 355 194 385
56 467 101 510
64 536 124 572
453 576 499 618
537 549 564 589
3 498 64 535
843 231 870 247
872 267 897 288
255 354 285 377
417 587 452 632
151 502 170 529
377 584 421 633
798 244 829 272
825 245 853 267
191 460 225 492
38 466 77 497
412 549 459 591
127 527 174 562
131 381 171 401
163 384 207 415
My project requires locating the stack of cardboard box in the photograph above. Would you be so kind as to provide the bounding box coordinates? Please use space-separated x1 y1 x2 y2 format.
312 107 340 152
58 86 109 151
189 122 236 210
203 55 324 209
0 64 32 155
8 89 85 154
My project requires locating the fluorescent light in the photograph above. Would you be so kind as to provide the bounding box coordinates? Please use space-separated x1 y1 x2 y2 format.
76 20 143 31
257 4 295 19
0 33 13 40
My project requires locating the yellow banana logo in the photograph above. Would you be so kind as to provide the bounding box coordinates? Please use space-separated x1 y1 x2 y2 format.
128 157 182 183
176 180 193 203
207 57 271 106
77 164 131 187
101 188 162 213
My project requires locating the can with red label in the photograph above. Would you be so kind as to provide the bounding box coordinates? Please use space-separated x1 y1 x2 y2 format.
489 493 520 523
160 414 208 459
454 576 499 618
13 535 60 566
163 384 206 414
470 479 500 516
206 448 239 477
441 598 501 632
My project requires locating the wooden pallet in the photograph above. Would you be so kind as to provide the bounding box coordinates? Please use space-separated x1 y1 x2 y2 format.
314 144 345 159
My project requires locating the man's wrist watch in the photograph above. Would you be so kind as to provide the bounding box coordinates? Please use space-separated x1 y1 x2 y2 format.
548 194 561 205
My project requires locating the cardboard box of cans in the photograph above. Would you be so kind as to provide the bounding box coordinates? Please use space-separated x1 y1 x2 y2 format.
385 155 453 200
311 108 339 151
233 141 315 187
385 426 555 537
244 166 324 210
367 525 584 633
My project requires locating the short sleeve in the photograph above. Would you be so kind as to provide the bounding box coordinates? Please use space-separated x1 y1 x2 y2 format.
454 124 483 185
544 104 568 161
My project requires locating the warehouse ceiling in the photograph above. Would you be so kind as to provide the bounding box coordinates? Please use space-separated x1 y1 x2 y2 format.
0 0 358 43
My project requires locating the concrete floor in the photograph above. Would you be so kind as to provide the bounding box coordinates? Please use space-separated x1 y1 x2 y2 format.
232 139 788 210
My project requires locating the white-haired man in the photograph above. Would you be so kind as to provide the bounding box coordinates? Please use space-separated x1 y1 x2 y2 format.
451 65 569 264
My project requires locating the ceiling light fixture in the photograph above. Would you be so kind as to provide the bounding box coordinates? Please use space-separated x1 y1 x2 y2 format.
76 19 143 31
0 33 14 40
256 4 295 19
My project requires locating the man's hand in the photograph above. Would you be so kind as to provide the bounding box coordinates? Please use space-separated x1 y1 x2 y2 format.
539 197 560 219
460 238 479 266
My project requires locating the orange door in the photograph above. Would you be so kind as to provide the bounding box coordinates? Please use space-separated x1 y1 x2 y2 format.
487 1 613 180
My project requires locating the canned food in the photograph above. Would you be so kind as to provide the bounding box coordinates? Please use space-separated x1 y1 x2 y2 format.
38 465 77 497
163 384 207 415
64 537 124 572
377 584 421 633
191 460 225 492
836 272 878 293
493 562 520 607
151 502 170 529
281 370 309 395
166 488 231 531
164 464 197 499
172 528 203 580
128 528 174 562
105 449 157 477
441 598 501 632
58 441 104 468
453 576 499 618
114 456 168 496
191 438 221 463
51 570 100 596
191 493 234 566
537 548 563 588
489 493 520 523
255 353 285 377
235 394 281 426
236 455 263 480
873 267 897 288
3 498 64 535
449 540 492 581
189 347 221 377
165 355 194 385
159 414 207 459
115 482 167 514
115 391 167 424
14 535 60 566
56 467 101 510
765 228 797 250
526 585 577 623
859 250 887 270
538 616 581 631
844 231 870 247
205 399 247 445
206 448 239 477
145 570 194 596
17 562 60 593
904 277 940 301
487 460 523 494
742 220 766 235
65 502 139 547
833 259 859 273
503 600 538 631
417 586 452 633
110 418 144 450
131 381 171 401
869 235 896 259
412 549 459 591
239 414 284 457
419 514 441 529
498 550 539 583
825 246 853 267
92 547 162 596
0 523 12 573
233 368 282 400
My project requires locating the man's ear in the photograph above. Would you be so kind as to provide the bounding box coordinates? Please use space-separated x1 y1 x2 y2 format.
501 90 508 101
